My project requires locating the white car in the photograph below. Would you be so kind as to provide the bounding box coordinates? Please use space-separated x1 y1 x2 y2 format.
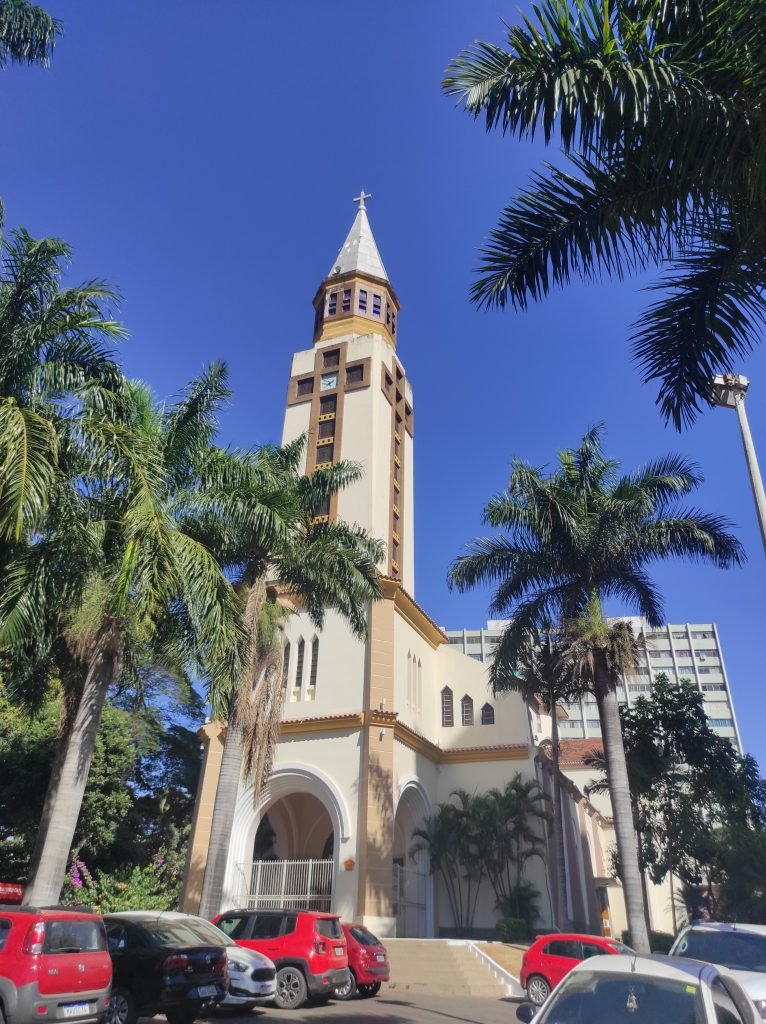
221 943 277 1010
515 953 760 1024
671 923 766 1018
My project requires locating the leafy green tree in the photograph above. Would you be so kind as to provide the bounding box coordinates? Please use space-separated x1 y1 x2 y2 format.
0 1 59 68
495 628 581 929
449 426 743 952
444 0 766 427
197 438 384 919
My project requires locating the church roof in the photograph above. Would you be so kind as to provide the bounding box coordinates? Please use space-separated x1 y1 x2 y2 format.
328 192 388 282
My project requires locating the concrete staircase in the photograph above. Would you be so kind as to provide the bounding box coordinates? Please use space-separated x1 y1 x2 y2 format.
383 939 521 998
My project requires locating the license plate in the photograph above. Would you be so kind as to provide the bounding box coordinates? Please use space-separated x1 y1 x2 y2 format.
197 986 218 998
334 946 343 956
376 953 385 962
63 1004 89 1018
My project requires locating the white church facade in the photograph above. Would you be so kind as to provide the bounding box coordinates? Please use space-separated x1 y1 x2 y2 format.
181 197 643 940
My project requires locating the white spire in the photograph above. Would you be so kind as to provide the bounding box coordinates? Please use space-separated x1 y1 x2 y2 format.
327 190 389 282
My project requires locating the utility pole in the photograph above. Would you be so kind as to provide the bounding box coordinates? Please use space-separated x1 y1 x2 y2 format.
711 374 766 557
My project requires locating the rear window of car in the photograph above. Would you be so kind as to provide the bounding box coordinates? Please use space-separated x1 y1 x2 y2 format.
675 929 766 973
350 926 380 946
139 920 220 947
0 920 10 952
44 919 106 954
179 919 230 947
315 917 342 940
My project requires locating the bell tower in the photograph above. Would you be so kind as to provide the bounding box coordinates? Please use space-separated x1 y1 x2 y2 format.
282 193 415 591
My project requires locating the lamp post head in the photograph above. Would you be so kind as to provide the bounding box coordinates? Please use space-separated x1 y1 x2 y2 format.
711 373 750 409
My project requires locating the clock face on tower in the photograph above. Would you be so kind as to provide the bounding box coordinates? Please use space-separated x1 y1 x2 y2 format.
320 373 338 391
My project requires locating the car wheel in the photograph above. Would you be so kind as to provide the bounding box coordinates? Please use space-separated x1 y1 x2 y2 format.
334 971 357 1001
526 975 551 1006
359 982 381 998
165 1011 198 1024
274 966 307 1010
107 988 137 1024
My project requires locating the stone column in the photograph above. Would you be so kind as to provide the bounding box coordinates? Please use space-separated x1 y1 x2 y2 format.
181 722 226 914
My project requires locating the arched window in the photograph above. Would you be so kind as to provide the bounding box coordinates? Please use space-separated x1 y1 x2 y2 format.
417 659 422 714
461 695 474 727
309 637 319 689
282 641 291 690
481 702 495 726
407 652 412 707
441 687 454 728
295 638 305 690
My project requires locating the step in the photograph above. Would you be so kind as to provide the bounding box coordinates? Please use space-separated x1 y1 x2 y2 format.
382 939 521 998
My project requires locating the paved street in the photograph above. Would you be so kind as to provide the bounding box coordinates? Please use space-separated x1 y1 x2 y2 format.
190 992 518 1024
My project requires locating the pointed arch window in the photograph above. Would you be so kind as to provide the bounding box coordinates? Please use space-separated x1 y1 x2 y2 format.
309 637 319 689
282 642 291 690
441 687 454 728
461 695 474 727
481 702 495 726
295 638 305 691
406 653 412 707
417 659 422 714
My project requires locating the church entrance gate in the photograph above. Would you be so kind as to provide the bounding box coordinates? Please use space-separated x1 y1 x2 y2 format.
244 858 334 912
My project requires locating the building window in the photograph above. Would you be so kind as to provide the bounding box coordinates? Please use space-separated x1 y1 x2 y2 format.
384 372 393 393
672 631 687 639
698 667 712 674
315 494 330 517
691 631 715 639
372 294 382 317
629 683 652 692
587 719 601 728
282 642 290 689
319 395 337 415
709 719 734 728
702 683 726 691
448 636 464 646
342 289 351 313
407 653 412 707
675 649 691 657
328 292 337 315
649 650 672 658
393 463 400 482
695 649 718 659
323 349 340 369
297 378 314 397
318 419 334 439
295 639 305 690
359 289 368 312
417 659 422 714
481 703 495 725
346 364 364 386
461 695 474 727
441 687 454 728
316 443 333 465
392 540 399 565
309 638 319 689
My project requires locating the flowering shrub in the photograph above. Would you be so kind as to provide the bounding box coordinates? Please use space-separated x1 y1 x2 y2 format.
61 854 181 913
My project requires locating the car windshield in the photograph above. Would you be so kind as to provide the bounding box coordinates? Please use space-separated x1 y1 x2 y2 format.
138 919 228 948
675 929 766 973
534 970 705 1024
350 926 380 946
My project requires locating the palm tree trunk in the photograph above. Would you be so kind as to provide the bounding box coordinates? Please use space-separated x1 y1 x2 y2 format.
198 717 244 920
23 649 115 906
550 702 569 930
594 664 650 954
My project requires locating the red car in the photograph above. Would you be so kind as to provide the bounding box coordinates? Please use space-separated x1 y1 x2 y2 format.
212 909 349 1010
0 905 112 1024
333 924 389 1000
520 933 633 1005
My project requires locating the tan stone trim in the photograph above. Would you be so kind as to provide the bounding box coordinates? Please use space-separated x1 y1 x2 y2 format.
303 342 349 522
393 721 443 760
280 713 365 736
393 720 530 764
378 577 447 649
380 362 394 404
367 708 399 729
313 271 399 349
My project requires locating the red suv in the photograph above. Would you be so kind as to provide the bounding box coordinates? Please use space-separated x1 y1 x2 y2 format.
521 933 633 1005
333 924 389 1000
0 906 112 1024
212 909 349 1010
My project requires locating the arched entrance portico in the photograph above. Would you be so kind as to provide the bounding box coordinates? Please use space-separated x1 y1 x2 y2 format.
223 764 352 917
393 780 433 936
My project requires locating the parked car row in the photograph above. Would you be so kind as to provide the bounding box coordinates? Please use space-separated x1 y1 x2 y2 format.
519 922 766 1023
0 903 390 1024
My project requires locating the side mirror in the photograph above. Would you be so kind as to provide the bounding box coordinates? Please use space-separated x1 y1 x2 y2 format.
516 1003 538 1023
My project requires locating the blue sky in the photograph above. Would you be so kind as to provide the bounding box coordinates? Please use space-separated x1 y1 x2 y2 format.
4 2 765 762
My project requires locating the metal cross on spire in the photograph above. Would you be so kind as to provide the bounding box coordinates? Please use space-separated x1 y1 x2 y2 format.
353 189 372 211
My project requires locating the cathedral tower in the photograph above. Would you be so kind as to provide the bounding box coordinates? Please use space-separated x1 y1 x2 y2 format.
281 193 415 590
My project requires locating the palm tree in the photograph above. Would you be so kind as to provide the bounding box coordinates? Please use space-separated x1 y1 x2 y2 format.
0 229 125 560
444 0 766 428
448 425 744 952
3 366 287 906
494 628 580 930
0 1 59 68
197 440 383 919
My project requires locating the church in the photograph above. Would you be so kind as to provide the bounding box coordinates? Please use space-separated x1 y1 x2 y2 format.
180 196 629 940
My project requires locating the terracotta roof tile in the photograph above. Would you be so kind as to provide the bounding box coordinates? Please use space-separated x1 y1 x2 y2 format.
557 738 604 767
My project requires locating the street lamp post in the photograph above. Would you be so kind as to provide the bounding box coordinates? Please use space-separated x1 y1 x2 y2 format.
711 374 766 557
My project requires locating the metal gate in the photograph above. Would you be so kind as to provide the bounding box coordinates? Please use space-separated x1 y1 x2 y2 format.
245 858 334 911
393 859 428 936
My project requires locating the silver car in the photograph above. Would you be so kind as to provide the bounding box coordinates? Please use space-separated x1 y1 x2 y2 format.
515 953 760 1024
221 944 277 1010
672 923 766 1018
